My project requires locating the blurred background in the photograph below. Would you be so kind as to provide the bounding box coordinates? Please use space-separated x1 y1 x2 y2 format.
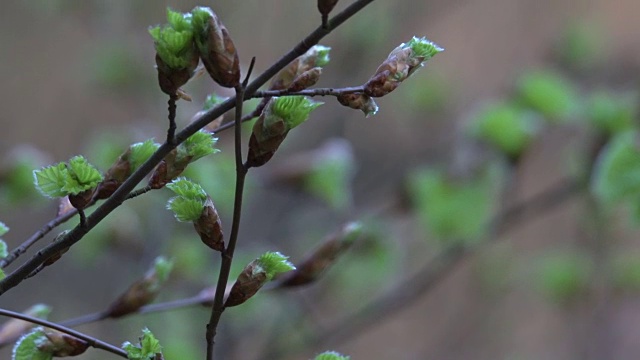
1 0 640 359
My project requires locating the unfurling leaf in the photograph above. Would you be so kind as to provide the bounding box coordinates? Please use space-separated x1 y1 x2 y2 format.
122 328 164 360
149 8 199 95
364 36 443 97
314 351 351 360
247 97 323 168
12 328 52 360
225 252 295 307
33 163 69 199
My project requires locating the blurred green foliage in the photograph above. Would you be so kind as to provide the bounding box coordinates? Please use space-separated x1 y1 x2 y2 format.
516 70 579 121
469 101 540 158
587 90 638 136
536 251 592 304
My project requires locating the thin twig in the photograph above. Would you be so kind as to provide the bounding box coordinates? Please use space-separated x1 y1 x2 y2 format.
264 177 582 359
126 185 153 200
167 95 178 145
0 308 128 358
0 0 377 297
206 82 248 360
251 86 364 98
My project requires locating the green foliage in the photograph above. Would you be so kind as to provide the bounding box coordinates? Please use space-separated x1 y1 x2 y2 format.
312 45 331 67
33 156 103 198
314 351 351 360
166 178 208 222
408 166 501 244
0 241 7 259
177 130 219 163
148 9 195 69
153 256 174 283
203 93 229 111
0 221 8 237
0 268 4 280
406 36 444 60
587 90 637 136
536 251 591 304
33 163 69 198
63 156 103 195
122 328 163 360
516 70 578 121
12 328 52 360
1 151 43 204
130 140 161 171
271 96 323 129
611 254 640 291
257 252 296 281
558 21 605 70
591 131 640 208
469 101 539 158
303 146 355 210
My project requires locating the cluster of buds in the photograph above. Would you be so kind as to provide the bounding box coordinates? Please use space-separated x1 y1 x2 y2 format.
225 252 295 307
105 257 173 318
247 96 323 168
277 222 361 287
95 140 160 199
166 178 224 251
149 7 240 96
149 130 218 189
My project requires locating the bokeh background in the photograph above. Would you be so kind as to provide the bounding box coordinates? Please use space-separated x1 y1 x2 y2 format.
1 0 640 359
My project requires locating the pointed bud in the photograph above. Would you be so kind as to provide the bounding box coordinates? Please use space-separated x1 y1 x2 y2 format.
0 304 51 347
287 67 322 92
278 222 361 287
37 329 88 357
337 93 379 117
225 252 295 307
270 46 331 90
364 36 443 97
247 97 323 168
192 7 240 88
106 257 173 318
193 197 224 251
317 0 339 18
149 9 200 96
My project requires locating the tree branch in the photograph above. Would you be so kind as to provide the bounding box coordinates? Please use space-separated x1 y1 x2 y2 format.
251 86 364 98
0 308 128 358
0 0 377 296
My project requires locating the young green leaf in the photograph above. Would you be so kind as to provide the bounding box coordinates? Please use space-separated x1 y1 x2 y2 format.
0 221 8 237
469 101 540 159
166 178 208 222
33 163 69 198
0 240 7 259
153 256 174 283
0 269 5 280
178 130 219 162
12 328 52 360
149 9 195 70
314 351 351 360
587 90 638 136
62 156 103 195
257 251 296 281
203 93 229 111
130 140 161 171
591 131 640 205
271 96 323 129
122 328 163 360
516 70 578 121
